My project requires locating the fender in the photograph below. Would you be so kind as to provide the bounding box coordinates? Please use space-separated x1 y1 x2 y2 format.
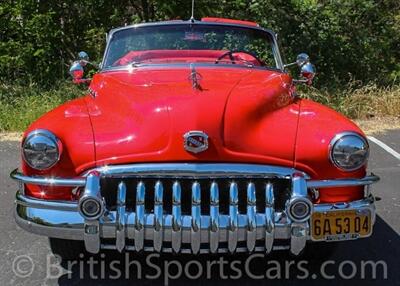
295 99 367 202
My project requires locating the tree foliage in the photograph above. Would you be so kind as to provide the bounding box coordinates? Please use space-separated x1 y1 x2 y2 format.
0 0 399 89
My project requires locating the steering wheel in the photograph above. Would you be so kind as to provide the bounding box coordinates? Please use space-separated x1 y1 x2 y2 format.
215 50 263 66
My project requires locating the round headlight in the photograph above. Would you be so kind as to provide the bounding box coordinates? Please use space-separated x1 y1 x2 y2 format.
329 132 369 171
22 130 62 170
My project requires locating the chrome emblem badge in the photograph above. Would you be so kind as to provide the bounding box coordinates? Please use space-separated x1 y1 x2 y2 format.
183 131 208 153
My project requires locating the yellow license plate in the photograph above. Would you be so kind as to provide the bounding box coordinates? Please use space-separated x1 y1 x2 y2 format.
311 209 372 241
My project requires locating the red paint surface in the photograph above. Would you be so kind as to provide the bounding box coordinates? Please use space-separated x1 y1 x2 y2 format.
21 31 366 203
22 98 95 200
201 17 259 27
85 67 298 167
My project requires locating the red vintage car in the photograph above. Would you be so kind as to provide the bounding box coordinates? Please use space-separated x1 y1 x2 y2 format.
11 17 379 260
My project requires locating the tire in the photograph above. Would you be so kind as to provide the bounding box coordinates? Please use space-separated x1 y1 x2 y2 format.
49 238 84 261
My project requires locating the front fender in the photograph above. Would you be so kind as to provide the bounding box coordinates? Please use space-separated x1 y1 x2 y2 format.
294 99 367 203
22 97 96 175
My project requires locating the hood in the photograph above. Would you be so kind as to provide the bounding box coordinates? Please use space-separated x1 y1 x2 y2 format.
85 66 300 167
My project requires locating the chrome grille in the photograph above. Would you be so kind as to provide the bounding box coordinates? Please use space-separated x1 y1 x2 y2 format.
100 178 291 214
99 177 291 254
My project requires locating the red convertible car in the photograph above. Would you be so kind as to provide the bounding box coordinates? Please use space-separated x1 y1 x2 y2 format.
11 17 379 259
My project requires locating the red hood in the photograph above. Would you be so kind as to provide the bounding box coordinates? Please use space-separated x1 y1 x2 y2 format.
86 66 299 167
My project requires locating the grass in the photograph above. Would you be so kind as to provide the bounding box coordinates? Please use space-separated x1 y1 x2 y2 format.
300 83 400 119
0 81 399 132
0 82 84 132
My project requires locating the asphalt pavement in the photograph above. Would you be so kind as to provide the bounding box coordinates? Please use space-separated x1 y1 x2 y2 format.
0 131 399 286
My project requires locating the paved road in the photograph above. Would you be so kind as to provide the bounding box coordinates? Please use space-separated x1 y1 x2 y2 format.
0 131 399 286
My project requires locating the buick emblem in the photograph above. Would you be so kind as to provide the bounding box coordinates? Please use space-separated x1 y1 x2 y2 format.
183 131 208 153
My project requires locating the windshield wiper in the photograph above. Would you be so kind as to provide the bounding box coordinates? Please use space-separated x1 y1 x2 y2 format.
128 61 140 67
215 50 261 68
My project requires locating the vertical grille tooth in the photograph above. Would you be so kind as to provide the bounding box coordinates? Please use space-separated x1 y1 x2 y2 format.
135 181 145 251
228 182 238 253
191 182 201 254
265 183 275 253
116 182 127 252
172 181 182 253
154 181 164 252
209 182 219 253
246 182 257 252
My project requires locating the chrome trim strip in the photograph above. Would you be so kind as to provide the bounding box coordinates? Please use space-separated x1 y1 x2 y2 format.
101 63 281 74
153 181 163 252
265 183 275 253
11 165 379 189
92 163 299 179
134 182 145 251
172 181 182 253
116 182 126 252
15 192 77 211
191 182 201 254
307 175 379 188
246 183 257 252
209 182 220 253
10 168 85 187
228 182 239 253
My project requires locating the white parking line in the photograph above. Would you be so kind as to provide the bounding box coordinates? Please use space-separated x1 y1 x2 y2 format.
367 136 400 161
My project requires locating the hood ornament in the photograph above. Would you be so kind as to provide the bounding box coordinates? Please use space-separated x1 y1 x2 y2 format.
183 131 208 153
189 64 202 90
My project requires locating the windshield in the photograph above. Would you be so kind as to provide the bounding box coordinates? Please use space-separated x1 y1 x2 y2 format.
103 24 279 69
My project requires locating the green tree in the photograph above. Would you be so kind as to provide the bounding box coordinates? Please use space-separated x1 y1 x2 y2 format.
0 0 399 88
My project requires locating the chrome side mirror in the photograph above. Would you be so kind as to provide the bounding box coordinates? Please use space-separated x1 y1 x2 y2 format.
69 51 97 84
78 51 89 63
300 62 316 85
69 61 84 82
284 53 316 85
296 53 310 67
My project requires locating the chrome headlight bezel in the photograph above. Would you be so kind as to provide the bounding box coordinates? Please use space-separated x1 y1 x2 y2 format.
329 132 369 172
22 129 62 170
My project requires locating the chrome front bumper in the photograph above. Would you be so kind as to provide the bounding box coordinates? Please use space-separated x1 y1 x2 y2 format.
11 164 379 255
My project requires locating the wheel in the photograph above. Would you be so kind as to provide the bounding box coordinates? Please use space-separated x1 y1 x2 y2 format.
49 238 84 261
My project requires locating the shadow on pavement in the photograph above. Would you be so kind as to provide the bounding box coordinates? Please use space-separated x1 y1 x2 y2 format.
57 216 399 286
